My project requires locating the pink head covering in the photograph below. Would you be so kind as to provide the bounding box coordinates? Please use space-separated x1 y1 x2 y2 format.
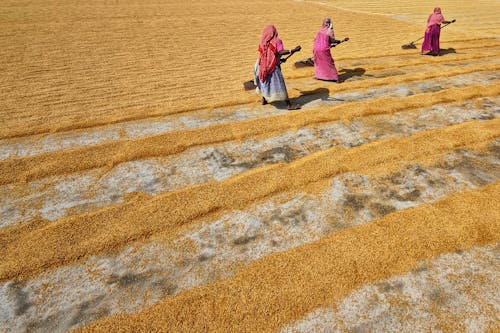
427 7 444 27
313 18 334 51
320 17 333 34
322 18 331 29
258 25 279 82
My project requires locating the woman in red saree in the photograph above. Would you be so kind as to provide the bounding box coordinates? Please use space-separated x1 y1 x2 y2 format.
421 8 454 56
313 18 341 82
255 25 300 110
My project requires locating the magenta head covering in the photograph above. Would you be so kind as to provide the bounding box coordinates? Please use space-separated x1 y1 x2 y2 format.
322 18 332 29
319 17 333 35
314 17 334 51
427 7 444 27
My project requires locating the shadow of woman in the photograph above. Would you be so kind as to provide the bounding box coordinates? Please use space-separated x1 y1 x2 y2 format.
439 47 457 55
338 67 366 82
291 87 330 106
423 48 457 56
266 88 330 109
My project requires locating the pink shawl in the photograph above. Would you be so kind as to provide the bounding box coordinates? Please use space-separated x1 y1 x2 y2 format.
322 17 332 29
427 7 444 27
319 17 334 38
258 25 279 82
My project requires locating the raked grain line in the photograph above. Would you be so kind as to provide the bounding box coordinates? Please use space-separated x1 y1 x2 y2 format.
0 118 498 282
0 83 498 186
4 39 498 84
2 96 495 230
2 38 496 81
1 145 497 333
331 39 500 62
1 72 496 162
77 182 500 333
332 50 500 74
4 36 494 86
287 63 500 95
280 244 499 332
288 52 500 80
8 45 499 85
1 57 498 141
1 52 497 143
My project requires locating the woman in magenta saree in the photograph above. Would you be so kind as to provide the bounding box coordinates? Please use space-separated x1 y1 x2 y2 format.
313 18 340 82
421 7 453 56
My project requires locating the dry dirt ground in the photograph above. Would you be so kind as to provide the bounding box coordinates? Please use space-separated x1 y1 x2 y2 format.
0 0 499 332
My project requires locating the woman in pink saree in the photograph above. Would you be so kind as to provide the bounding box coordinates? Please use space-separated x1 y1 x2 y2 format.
313 18 341 82
421 8 454 56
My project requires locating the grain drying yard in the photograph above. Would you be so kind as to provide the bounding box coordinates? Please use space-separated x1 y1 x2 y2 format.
0 0 499 332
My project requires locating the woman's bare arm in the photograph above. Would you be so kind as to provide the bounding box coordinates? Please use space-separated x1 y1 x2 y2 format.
278 45 301 56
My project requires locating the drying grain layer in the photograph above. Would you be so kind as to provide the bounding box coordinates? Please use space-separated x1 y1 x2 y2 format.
0 0 470 139
0 0 499 332
307 0 500 37
78 182 500 332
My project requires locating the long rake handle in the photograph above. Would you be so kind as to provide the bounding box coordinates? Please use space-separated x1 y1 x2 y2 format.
332 37 349 47
280 52 295 62
280 45 302 63
408 21 453 45
303 37 349 62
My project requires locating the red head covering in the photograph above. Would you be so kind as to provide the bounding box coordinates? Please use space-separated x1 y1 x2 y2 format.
427 7 444 27
258 25 279 82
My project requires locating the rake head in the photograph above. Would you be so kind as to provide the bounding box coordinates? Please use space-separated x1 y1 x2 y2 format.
401 42 417 49
243 80 257 91
294 58 315 68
